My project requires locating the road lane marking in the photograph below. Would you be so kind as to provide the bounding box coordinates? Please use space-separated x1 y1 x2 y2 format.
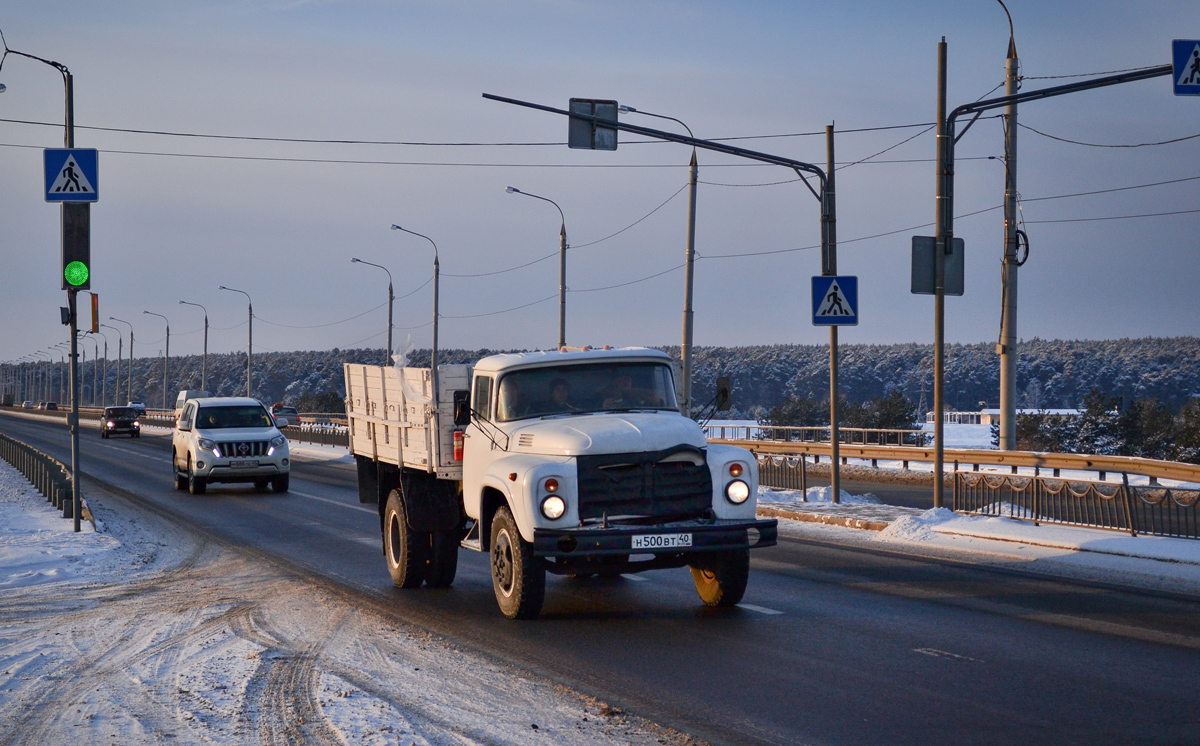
914 648 984 663
96 442 167 462
620 574 648 582
289 489 376 515
351 536 377 546
738 603 784 615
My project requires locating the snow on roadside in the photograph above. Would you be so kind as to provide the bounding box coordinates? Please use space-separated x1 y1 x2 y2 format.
0 458 127 589
0 458 697 746
758 485 882 506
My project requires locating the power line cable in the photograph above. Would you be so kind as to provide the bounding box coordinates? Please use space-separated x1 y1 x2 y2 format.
442 294 557 320
1024 207 1200 224
572 263 685 293
1018 122 1200 148
0 115 945 145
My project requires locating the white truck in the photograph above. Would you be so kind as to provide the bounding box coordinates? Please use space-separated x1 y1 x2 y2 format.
345 347 776 619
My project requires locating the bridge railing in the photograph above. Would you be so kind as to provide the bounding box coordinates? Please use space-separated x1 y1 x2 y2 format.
0 432 78 518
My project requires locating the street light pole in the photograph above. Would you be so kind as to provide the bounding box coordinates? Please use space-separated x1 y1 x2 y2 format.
618 106 698 416
505 187 567 349
179 301 208 392
101 323 122 405
219 286 253 398
143 311 169 411
350 259 394 366
85 333 99 406
391 225 440 425
110 317 134 405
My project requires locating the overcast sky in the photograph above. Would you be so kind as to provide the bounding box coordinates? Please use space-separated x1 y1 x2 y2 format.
1 1 1198 363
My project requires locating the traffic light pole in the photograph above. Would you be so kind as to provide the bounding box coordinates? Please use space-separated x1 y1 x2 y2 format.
64 69 82 531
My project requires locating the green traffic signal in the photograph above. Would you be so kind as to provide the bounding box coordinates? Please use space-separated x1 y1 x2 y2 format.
64 260 89 287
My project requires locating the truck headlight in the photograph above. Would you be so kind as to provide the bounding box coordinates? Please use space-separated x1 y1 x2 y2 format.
725 479 750 504
541 495 566 520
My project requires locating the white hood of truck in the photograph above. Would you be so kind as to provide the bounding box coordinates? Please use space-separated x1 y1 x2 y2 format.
504 412 706 456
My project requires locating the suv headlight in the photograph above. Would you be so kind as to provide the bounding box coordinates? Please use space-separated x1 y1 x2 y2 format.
725 479 750 505
270 436 285 448
198 438 218 455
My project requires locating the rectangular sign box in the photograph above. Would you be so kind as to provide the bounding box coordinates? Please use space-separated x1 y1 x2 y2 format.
911 236 964 296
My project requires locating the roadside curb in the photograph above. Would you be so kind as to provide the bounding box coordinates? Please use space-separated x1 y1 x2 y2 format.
756 506 890 532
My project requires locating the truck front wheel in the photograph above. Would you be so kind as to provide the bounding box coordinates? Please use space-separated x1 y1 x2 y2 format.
689 549 749 607
384 489 426 588
490 506 545 619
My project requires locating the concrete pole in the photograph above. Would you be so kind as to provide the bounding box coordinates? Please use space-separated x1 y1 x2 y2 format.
386 281 393 366
825 125 840 504
998 40 1020 451
558 224 567 350
247 303 253 398
933 38 949 509
681 150 698 416
202 313 208 391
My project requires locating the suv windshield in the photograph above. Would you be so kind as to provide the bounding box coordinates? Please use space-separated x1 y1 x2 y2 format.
105 408 137 418
195 406 273 429
495 362 678 422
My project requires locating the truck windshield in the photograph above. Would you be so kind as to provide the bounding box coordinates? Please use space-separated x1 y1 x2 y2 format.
195 406 273 429
495 362 678 422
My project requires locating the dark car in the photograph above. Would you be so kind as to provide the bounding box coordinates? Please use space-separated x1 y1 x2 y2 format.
271 405 300 428
43 402 58 411
102 406 141 438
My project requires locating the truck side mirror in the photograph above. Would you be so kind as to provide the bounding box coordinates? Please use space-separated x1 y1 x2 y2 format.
453 390 471 427
716 377 732 411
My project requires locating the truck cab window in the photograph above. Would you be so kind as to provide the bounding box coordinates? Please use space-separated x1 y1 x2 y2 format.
473 376 493 420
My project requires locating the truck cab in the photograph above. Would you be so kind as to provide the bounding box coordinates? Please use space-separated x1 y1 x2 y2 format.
345 348 775 619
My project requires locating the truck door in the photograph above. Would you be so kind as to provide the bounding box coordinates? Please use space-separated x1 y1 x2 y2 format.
462 374 496 519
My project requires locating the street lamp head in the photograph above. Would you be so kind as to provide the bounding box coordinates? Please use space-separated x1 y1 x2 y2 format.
351 257 361 263
218 285 228 290
390 224 401 231
506 186 520 194
618 105 637 113
0 84 6 94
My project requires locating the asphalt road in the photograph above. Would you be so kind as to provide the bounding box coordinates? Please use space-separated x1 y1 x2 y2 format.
5 410 1200 746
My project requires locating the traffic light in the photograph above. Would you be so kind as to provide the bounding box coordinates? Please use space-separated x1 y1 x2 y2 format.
61 203 90 290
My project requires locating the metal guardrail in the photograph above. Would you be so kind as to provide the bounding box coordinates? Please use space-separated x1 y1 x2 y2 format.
953 472 1200 540
285 426 349 447
704 424 928 446
714 438 1200 486
0 432 78 519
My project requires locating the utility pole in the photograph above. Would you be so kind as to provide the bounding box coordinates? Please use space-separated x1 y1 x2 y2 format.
998 31 1020 451
934 38 948 509
681 150 698 416
179 301 208 391
825 124 840 504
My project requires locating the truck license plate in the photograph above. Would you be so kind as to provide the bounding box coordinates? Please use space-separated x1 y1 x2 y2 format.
228 460 259 468
632 533 692 550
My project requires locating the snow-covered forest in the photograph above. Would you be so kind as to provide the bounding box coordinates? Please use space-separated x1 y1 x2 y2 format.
58 337 1200 417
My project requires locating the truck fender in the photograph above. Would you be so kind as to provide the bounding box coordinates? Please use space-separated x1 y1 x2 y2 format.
479 453 563 544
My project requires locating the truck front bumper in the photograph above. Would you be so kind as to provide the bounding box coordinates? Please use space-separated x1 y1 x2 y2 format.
532 517 777 558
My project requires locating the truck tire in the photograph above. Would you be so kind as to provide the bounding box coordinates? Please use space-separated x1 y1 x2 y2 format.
689 549 749 607
425 529 459 588
490 506 545 619
272 474 289 493
384 489 426 588
187 456 207 495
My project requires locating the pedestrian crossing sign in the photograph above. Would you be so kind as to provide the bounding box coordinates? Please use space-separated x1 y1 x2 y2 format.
812 275 858 326
1174 40 1200 96
44 148 99 202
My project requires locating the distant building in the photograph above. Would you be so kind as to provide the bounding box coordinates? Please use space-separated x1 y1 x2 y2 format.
925 408 1081 424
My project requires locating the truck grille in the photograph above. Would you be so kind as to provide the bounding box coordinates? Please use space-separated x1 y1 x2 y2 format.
575 446 712 522
218 441 270 458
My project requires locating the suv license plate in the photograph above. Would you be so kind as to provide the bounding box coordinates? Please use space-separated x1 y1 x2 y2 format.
228 460 259 469
632 533 693 550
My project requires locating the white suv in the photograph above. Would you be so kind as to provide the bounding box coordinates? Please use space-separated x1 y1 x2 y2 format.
173 397 290 494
